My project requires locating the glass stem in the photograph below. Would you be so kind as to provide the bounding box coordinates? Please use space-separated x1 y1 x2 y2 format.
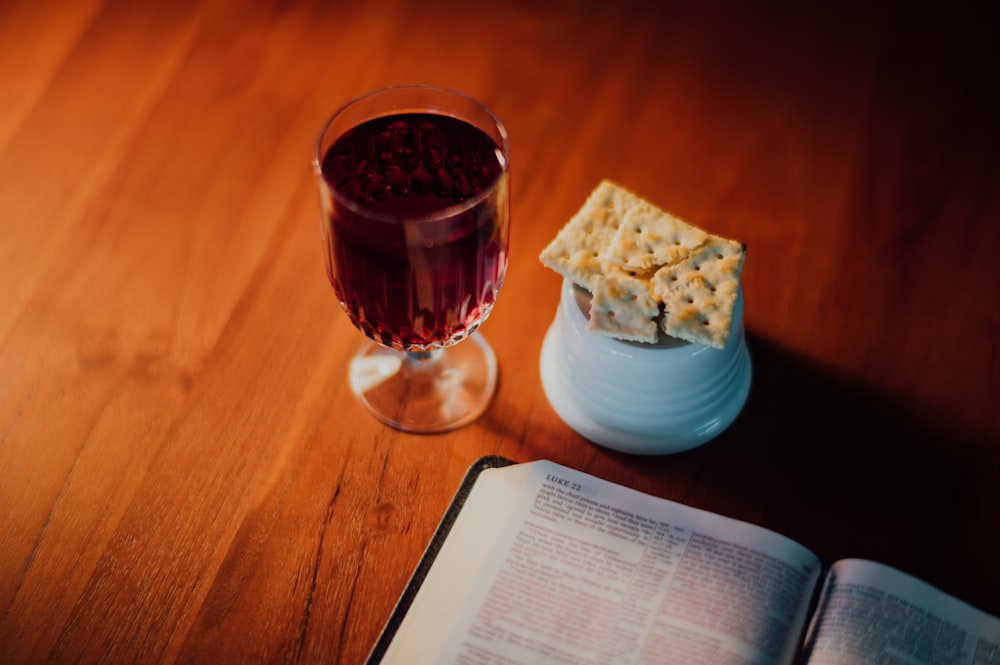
406 348 443 367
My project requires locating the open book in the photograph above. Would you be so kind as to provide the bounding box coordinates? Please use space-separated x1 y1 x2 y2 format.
367 458 1000 665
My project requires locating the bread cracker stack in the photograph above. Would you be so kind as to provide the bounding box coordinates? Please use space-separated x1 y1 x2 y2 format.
539 180 746 349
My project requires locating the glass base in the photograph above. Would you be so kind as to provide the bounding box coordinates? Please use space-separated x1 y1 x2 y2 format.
348 333 499 433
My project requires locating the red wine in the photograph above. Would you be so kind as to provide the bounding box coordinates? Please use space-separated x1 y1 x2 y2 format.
319 113 509 350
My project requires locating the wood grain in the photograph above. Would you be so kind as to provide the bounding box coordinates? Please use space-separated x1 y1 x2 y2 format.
2 0 998 662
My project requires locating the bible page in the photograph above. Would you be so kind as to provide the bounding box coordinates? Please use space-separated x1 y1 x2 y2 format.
800 558 1000 665
379 461 534 664
425 460 822 665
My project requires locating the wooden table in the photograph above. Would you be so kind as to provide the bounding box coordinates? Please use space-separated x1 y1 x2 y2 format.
3 0 998 662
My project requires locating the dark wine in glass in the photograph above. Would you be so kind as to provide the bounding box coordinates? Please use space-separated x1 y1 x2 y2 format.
314 86 510 432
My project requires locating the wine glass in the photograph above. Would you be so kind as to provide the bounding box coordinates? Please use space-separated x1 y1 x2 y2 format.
313 85 511 433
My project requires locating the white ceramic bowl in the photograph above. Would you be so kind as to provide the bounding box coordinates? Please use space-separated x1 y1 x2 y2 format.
539 279 751 454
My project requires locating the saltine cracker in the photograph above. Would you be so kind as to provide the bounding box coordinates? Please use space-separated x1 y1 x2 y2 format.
540 180 746 349
650 235 746 349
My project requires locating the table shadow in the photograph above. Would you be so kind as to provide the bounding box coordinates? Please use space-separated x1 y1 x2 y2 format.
607 331 1000 617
